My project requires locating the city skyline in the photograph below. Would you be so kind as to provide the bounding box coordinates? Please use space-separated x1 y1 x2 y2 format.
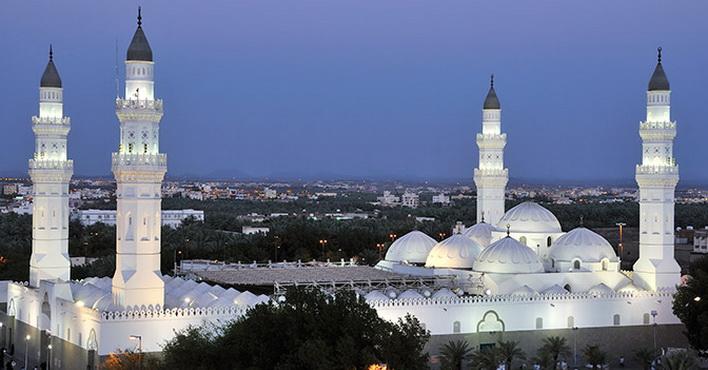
2 1 708 183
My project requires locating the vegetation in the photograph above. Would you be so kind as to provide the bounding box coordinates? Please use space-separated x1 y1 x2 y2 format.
469 347 502 370
438 340 473 370
634 347 656 370
538 336 571 369
497 340 526 370
660 351 696 370
158 287 429 370
672 255 708 354
582 344 607 368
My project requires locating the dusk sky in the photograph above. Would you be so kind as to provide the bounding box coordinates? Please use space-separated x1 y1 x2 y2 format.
1 1 707 183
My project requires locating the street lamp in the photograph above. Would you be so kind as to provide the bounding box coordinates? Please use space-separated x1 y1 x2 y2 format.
650 310 658 352
173 249 182 275
376 243 386 260
129 335 143 370
438 232 446 241
24 334 30 369
47 344 52 370
388 233 397 242
572 327 579 366
615 222 626 262
319 239 328 259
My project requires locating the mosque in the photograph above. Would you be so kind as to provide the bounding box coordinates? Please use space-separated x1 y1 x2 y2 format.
0 9 686 369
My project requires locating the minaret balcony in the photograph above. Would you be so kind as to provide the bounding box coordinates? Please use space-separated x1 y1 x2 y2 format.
474 168 509 178
116 98 164 122
112 153 167 169
476 133 507 149
32 116 70 130
28 159 73 171
640 120 675 131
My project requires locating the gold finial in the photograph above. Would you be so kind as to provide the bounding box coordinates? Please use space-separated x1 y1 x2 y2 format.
490 74 494 88
138 6 142 27
657 47 662 63
506 224 511 237
481 211 486 223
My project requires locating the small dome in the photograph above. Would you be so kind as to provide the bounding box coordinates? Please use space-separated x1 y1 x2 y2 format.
648 48 669 91
397 289 424 300
497 202 562 234
462 222 496 248
364 290 390 302
385 230 437 264
483 74 500 109
510 285 538 297
588 283 614 295
40 46 62 88
541 284 569 295
127 8 153 62
431 288 458 300
549 227 618 263
425 233 483 269
473 237 544 274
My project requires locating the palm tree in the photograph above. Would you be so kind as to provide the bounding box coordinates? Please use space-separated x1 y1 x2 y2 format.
497 340 526 370
438 340 473 370
634 348 656 370
532 348 553 370
660 351 696 370
470 347 502 370
582 344 607 368
540 336 571 369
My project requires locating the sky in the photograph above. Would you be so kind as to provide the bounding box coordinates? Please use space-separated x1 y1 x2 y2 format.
1 1 707 184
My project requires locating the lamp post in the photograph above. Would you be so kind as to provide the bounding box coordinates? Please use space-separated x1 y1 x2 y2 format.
651 310 658 352
47 343 52 370
319 239 328 260
438 232 446 241
572 327 578 366
376 243 385 260
24 334 30 369
129 335 143 370
615 222 626 263
173 249 182 275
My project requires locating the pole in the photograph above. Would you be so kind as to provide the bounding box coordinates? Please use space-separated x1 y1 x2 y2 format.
47 343 52 370
24 335 29 369
139 336 143 370
573 327 578 366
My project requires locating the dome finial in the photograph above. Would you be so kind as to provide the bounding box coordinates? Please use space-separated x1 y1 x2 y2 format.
506 224 511 237
49 44 53 61
579 215 584 226
481 211 486 223
657 47 662 63
138 6 142 27
490 74 494 88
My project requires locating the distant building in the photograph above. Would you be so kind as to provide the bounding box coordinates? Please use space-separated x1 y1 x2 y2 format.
377 191 400 206
693 228 708 254
431 193 450 205
73 209 204 228
2 184 17 196
242 226 270 235
264 187 277 199
401 191 419 208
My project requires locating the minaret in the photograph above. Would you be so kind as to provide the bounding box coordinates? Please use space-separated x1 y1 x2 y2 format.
633 48 681 291
473 75 508 225
111 8 166 308
29 46 73 287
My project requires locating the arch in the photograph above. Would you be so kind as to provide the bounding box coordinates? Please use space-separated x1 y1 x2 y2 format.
643 313 651 325
567 316 574 328
477 310 504 333
547 236 553 247
7 299 16 316
563 284 572 293
453 321 461 334
519 236 527 246
535 317 543 329
613 314 620 326
573 260 581 270
601 258 609 271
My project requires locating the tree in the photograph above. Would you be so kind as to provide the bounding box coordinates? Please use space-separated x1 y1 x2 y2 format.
672 255 708 353
161 287 429 370
582 345 606 368
634 348 656 370
539 336 571 369
660 351 696 370
497 340 526 370
469 347 501 370
438 340 472 370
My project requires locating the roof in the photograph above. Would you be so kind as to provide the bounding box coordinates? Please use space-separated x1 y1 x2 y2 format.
127 8 153 62
40 46 62 88
483 74 500 109
473 237 545 274
425 233 483 269
497 201 562 234
548 227 618 263
462 222 496 248
193 265 405 286
648 48 669 91
385 230 437 264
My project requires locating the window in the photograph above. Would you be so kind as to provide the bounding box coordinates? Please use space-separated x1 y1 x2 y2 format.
547 236 552 247
567 316 574 328
520 236 527 246
573 260 581 270
535 317 543 329
643 313 651 325
602 259 609 271
453 321 461 333
564 284 572 293
613 314 620 326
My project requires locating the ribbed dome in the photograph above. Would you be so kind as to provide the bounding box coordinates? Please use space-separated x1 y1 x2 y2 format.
385 230 437 264
548 227 618 263
40 46 62 88
462 222 496 248
127 8 153 62
483 75 500 109
473 237 544 274
648 48 669 91
497 202 562 234
425 233 483 269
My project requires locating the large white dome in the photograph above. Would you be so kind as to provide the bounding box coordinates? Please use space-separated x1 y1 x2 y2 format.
462 222 496 248
497 201 562 234
385 230 437 264
425 233 483 269
473 237 545 274
548 227 618 262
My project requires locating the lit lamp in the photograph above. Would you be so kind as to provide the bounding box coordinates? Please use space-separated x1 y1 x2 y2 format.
24 334 30 369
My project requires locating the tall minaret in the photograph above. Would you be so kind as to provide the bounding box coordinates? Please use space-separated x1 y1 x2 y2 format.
633 48 681 291
111 8 166 308
473 75 508 225
29 46 73 287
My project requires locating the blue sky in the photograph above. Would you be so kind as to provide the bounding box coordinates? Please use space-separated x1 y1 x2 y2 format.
1 1 707 183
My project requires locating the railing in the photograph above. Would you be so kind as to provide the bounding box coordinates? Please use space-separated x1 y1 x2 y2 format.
640 121 675 130
636 164 679 175
115 98 163 111
473 168 508 177
100 305 247 321
28 159 73 170
111 153 167 167
32 116 70 125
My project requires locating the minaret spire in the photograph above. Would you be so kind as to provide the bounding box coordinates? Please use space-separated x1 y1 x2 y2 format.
138 6 142 27
474 74 508 226
49 44 53 61
657 46 662 63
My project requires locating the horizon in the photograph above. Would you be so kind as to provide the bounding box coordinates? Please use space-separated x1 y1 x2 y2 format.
2 1 708 183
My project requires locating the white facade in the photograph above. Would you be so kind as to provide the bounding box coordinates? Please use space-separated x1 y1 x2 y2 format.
693 229 708 254
402 191 420 208
72 209 204 228
432 193 450 205
474 76 508 226
29 47 73 288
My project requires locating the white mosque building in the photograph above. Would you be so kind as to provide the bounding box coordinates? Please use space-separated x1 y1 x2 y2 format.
0 9 687 369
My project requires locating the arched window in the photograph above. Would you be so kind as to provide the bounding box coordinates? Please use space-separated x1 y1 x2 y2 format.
564 284 572 293
535 317 543 329
643 313 651 325
573 260 581 270
567 316 574 328
547 236 552 247
613 314 620 326
519 236 527 246
453 321 461 333
602 259 609 271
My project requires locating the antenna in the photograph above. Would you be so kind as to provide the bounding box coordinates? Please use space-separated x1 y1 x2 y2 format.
114 39 119 98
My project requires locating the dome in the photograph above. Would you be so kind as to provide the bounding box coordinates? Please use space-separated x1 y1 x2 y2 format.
588 283 614 295
462 222 496 248
541 284 569 295
127 8 153 62
397 289 424 300
431 288 458 300
40 46 62 88
497 202 562 234
483 76 500 110
648 48 669 91
385 230 437 264
473 237 544 274
548 227 618 263
425 233 483 269
510 285 538 297
364 290 389 302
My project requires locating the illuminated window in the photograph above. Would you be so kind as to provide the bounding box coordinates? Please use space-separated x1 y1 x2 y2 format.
519 236 527 246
